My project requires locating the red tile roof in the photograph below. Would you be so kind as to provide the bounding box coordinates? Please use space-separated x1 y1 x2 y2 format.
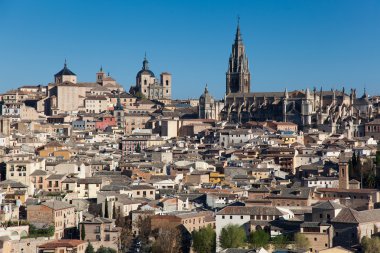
38 240 85 249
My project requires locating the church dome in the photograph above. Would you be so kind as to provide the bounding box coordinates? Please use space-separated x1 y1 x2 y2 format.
136 56 155 78
55 61 76 77
200 84 213 102
136 69 155 78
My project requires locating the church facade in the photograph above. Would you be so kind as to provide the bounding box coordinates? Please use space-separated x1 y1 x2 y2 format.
130 56 172 101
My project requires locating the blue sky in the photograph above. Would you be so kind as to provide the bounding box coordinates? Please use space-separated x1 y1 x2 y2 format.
0 0 379 99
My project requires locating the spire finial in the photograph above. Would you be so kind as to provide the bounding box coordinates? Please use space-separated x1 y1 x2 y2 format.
64 59 67 68
205 84 208 93
100 65 103 72
235 16 242 42
143 53 149 70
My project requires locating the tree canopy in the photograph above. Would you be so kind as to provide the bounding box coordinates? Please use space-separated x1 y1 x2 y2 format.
192 225 216 253
219 224 246 249
362 236 380 253
81 223 86 240
248 229 270 249
271 234 289 249
85 242 95 253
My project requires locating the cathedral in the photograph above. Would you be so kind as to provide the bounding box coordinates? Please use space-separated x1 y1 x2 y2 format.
199 22 375 136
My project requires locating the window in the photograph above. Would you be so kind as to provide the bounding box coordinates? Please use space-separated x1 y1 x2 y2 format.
222 215 225 219
240 216 243 219
95 226 101 233
230 216 232 219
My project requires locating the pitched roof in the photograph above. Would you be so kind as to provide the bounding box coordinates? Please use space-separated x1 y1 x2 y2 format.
331 207 360 224
313 200 345 210
217 206 287 216
42 200 75 210
38 240 85 249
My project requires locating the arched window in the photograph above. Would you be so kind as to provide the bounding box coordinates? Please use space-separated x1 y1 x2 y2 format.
144 80 147 85
166 80 169 86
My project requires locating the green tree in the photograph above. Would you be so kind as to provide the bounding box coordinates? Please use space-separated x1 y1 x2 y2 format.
135 143 141 153
112 202 116 219
81 223 86 240
219 224 246 249
272 234 289 249
96 246 117 253
248 229 270 249
135 91 146 99
104 199 109 218
85 242 95 253
362 236 380 253
192 225 216 253
294 233 310 250
366 172 377 188
29 224 55 238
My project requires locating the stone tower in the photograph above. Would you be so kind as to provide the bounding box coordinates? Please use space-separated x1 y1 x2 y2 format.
113 90 125 130
301 88 313 126
338 155 350 189
96 66 105 85
226 20 251 95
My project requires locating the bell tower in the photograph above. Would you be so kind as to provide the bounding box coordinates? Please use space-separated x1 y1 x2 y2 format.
339 156 349 189
226 18 251 95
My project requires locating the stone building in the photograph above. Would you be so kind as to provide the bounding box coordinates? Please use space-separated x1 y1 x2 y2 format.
226 20 250 95
27 201 76 239
198 84 224 121
46 62 123 115
130 55 172 101
215 22 375 135
79 217 120 250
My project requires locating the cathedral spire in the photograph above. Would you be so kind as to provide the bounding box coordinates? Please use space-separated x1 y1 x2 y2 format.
226 18 250 95
235 16 242 42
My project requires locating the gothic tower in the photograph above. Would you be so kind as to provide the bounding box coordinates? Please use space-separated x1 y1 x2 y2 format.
226 20 251 95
